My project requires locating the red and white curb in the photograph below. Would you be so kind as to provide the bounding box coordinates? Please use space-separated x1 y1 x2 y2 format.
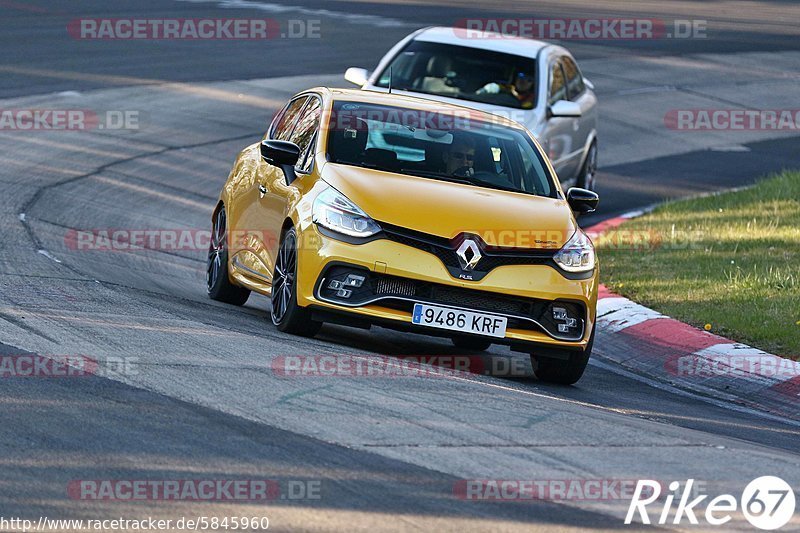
587 214 800 422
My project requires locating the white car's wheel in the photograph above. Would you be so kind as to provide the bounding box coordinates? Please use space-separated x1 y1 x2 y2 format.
577 141 598 191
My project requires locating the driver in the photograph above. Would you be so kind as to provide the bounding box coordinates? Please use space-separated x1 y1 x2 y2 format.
476 71 535 109
442 136 476 177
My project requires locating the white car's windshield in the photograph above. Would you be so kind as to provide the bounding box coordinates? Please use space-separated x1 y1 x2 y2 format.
375 40 538 110
326 101 556 198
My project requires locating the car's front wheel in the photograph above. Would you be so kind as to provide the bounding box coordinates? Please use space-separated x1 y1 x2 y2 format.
271 227 322 337
207 205 250 306
576 140 597 191
531 328 594 385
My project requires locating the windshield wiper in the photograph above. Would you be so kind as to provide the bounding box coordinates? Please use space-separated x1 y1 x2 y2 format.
400 169 474 185
405 169 522 193
465 176 521 194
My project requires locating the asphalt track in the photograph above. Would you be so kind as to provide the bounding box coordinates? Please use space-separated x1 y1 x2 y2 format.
1 1 800 531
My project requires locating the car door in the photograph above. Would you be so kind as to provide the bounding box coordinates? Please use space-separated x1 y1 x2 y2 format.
562 55 596 176
540 58 580 183
231 95 308 282
253 94 322 281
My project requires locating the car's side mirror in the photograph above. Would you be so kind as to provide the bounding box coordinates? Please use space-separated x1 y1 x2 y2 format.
344 67 370 87
566 187 599 214
261 140 300 185
549 100 582 118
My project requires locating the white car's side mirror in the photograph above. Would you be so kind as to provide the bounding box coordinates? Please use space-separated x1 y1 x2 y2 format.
344 67 370 87
549 100 582 118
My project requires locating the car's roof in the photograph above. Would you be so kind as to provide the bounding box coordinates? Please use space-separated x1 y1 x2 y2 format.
322 87 526 130
413 26 550 59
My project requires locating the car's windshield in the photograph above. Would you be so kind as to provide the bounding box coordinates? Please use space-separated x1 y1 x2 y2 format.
374 40 538 110
326 101 556 198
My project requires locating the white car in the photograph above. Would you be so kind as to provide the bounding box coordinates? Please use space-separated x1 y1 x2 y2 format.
345 26 599 190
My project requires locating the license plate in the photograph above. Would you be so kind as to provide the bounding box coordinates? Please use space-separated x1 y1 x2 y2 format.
411 303 507 338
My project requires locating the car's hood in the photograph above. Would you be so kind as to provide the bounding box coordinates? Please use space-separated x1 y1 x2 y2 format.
321 163 575 249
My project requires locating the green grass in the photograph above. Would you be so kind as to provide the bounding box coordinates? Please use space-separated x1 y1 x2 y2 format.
597 170 800 359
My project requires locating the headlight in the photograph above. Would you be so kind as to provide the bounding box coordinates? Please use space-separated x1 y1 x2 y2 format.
553 228 595 273
312 186 381 238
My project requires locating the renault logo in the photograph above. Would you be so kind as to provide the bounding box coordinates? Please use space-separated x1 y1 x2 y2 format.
456 239 482 271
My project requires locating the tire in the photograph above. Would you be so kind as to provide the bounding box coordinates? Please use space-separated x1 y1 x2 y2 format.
576 140 597 191
531 328 594 385
271 227 322 337
451 336 492 351
207 205 250 306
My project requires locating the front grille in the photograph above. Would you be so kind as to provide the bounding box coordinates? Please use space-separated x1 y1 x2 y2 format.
378 222 556 280
317 264 585 340
376 277 416 297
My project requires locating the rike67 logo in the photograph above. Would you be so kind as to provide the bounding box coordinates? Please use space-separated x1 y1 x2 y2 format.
626 477 796 530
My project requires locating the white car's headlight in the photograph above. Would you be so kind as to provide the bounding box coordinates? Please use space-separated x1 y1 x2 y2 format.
312 186 381 238
553 228 596 273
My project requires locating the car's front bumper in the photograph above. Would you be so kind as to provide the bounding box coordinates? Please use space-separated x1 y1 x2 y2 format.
295 224 598 351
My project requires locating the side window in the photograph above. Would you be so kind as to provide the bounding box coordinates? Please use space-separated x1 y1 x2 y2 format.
562 56 585 100
548 61 566 105
289 97 322 172
272 96 308 140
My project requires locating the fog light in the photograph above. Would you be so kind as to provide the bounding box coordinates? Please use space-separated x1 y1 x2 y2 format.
552 306 580 337
343 274 365 287
328 280 343 290
336 288 352 298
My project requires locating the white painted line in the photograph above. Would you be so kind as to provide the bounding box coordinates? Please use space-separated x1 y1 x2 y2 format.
177 0 416 28
596 296 665 333
616 85 677 95
37 249 61 263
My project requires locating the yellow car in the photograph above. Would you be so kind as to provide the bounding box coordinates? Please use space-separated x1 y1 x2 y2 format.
208 88 599 384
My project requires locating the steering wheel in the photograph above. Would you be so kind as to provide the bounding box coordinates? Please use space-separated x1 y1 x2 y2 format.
452 166 474 178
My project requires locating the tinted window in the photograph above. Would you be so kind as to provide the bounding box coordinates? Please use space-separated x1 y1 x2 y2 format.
290 97 321 171
326 101 556 198
548 61 566 105
375 40 538 110
562 56 585 100
272 96 308 140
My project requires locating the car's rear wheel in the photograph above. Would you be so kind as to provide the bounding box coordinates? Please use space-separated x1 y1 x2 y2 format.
207 206 250 306
271 227 322 337
451 336 492 351
531 328 594 385
576 140 597 191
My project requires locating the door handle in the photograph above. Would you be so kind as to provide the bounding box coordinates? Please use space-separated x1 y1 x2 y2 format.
258 184 267 198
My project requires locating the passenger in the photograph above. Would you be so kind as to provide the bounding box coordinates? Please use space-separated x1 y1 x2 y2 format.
476 72 535 109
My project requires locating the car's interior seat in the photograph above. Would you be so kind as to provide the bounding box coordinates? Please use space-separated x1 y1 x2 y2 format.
415 56 459 95
362 148 398 171
329 119 368 165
